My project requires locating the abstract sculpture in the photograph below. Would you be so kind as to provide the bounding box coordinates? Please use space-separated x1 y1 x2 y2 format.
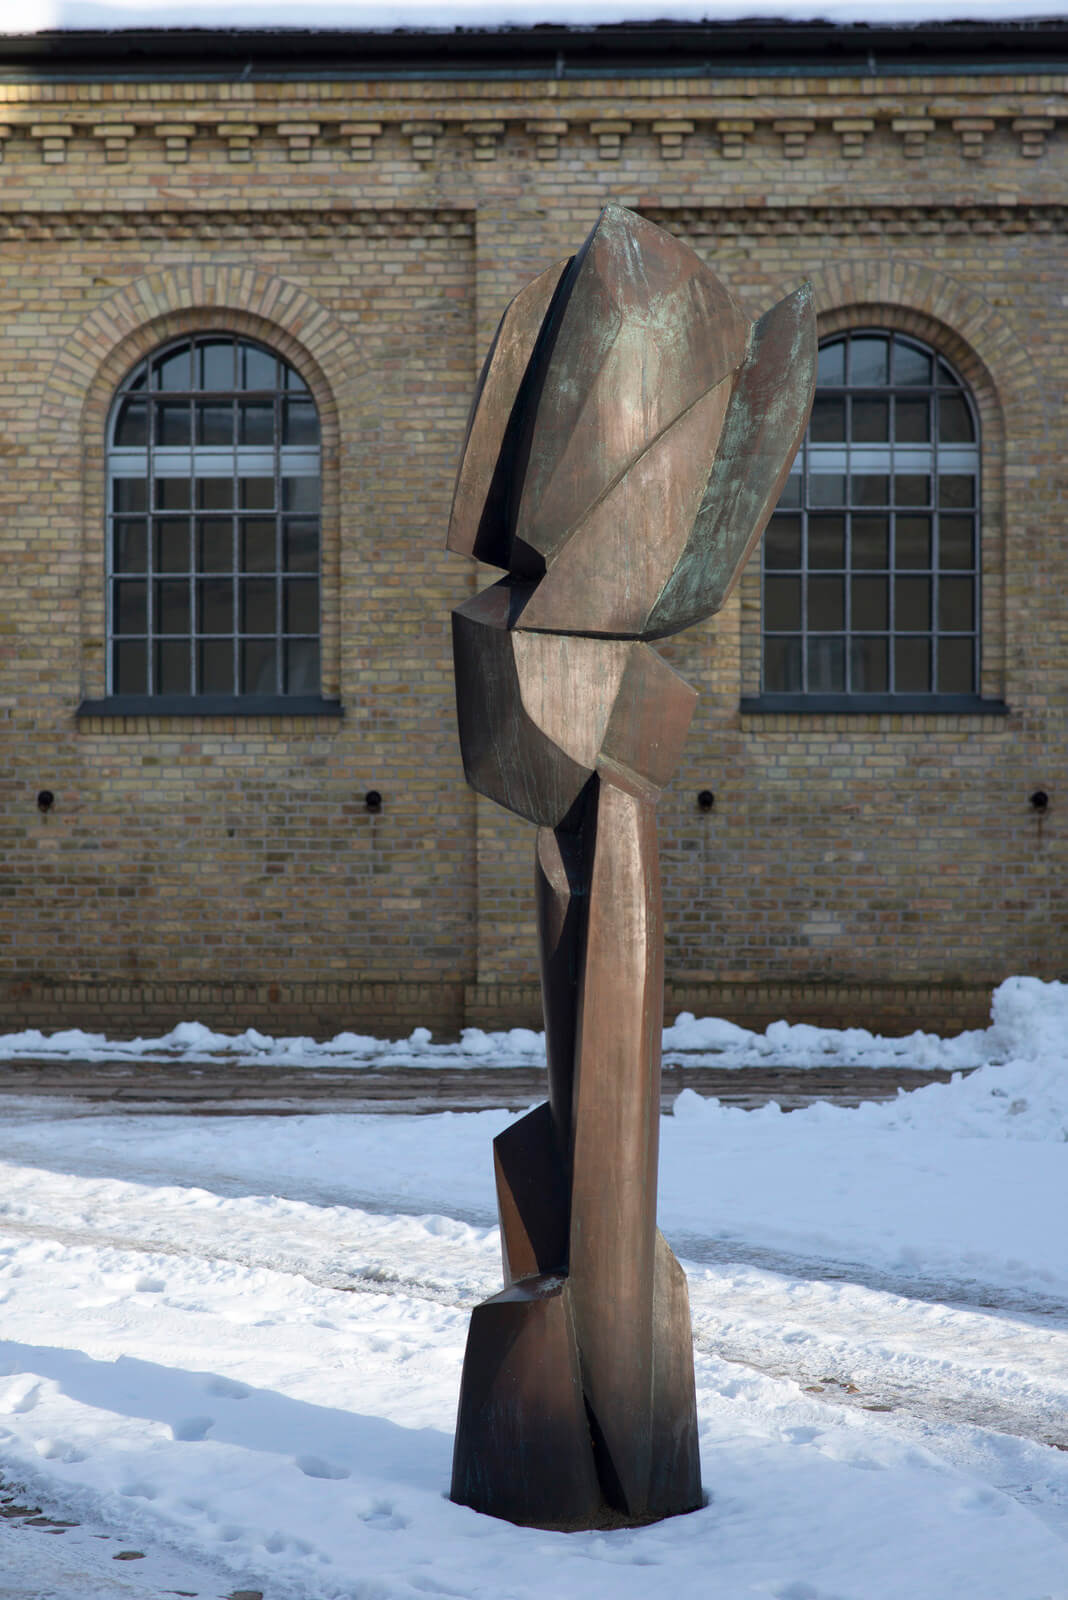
447 205 816 1530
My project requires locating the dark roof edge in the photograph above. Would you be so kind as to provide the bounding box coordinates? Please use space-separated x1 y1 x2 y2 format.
3 21 1068 81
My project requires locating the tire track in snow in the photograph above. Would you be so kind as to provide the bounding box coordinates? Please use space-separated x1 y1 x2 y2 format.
2 1207 1065 1457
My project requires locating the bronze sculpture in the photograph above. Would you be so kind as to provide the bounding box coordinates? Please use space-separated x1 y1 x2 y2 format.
447 205 816 1530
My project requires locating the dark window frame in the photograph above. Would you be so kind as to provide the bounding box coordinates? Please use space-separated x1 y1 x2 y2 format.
752 328 1002 714
98 331 328 709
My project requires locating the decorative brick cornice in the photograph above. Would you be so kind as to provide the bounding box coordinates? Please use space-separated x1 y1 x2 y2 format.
0 207 475 242
641 203 1068 237
1 203 1063 243
0 104 1060 166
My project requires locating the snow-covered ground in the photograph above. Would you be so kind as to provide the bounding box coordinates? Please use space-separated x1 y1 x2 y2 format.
2 972 1061 1073
1 978 1066 1599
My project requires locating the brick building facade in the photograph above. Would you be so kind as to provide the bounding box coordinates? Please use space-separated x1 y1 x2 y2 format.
2 21 1064 1039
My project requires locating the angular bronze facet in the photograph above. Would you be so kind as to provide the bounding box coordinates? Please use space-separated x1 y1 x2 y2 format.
447 204 816 1529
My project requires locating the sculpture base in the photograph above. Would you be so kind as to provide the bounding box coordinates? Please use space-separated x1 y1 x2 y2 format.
450 1122 703 1532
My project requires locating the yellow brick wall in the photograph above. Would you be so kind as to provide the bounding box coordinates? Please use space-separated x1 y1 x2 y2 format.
0 66 1064 1036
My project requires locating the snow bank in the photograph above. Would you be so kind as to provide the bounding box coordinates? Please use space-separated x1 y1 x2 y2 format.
7 1 1067 36
2 975 1062 1074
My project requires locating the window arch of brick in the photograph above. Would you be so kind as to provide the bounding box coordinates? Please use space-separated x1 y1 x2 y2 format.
45 269 358 717
740 299 1010 712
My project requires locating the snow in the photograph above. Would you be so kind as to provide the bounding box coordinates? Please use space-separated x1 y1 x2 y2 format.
0 977 1066 1599
4 0 1066 36
2 972 1064 1074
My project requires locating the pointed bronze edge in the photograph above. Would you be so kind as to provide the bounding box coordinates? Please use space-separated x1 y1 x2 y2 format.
644 281 817 639
446 258 570 572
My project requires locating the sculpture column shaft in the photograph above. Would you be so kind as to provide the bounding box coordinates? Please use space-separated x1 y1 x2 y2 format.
568 774 663 1514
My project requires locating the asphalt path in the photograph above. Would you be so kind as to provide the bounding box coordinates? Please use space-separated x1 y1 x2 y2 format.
0 1058 964 1113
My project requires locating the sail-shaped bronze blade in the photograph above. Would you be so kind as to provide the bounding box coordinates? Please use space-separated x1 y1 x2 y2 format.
644 282 817 639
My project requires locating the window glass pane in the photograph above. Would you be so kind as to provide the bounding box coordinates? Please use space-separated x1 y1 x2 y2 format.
894 475 929 507
851 516 889 568
849 335 888 386
777 473 802 509
241 639 277 693
283 399 319 447
114 399 147 447
285 363 310 393
241 344 277 390
808 576 844 631
939 475 975 508
154 345 192 390
852 577 888 630
239 401 275 446
283 519 319 573
155 520 191 573
113 580 147 635
850 637 888 693
283 477 319 514
764 637 802 692
816 340 845 385
155 478 191 511
196 478 233 510
810 474 846 507
156 579 190 634
938 393 975 443
126 363 148 392
196 402 234 446
197 518 232 572
765 513 801 569
284 579 319 634
893 340 932 386
156 640 191 695
285 639 320 694
808 515 845 569
939 516 974 569
764 576 802 631
938 638 975 694
113 479 147 514
895 636 931 692
896 577 931 630
241 578 276 633
851 397 889 443
113 639 147 694
808 636 845 692
851 474 888 507
241 519 276 572
197 579 233 635
198 339 235 391
240 477 274 510
113 520 147 573
937 358 960 387
896 515 932 569
939 577 975 631
198 640 234 694
894 397 930 443
810 397 845 442
156 402 191 446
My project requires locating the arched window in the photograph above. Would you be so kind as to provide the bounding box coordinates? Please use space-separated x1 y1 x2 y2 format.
761 330 981 704
107 333 321 702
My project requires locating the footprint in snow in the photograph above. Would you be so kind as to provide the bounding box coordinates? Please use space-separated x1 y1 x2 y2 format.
9 1382 40 1415
207 1378 250 1400
171 1416 214 1441
36 1438 88 1464
296 1456 350 1481
362 1501 409 1531
134 1275 167 1293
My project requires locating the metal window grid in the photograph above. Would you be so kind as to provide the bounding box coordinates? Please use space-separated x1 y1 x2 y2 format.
106 333 322 700
761 330 981 700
